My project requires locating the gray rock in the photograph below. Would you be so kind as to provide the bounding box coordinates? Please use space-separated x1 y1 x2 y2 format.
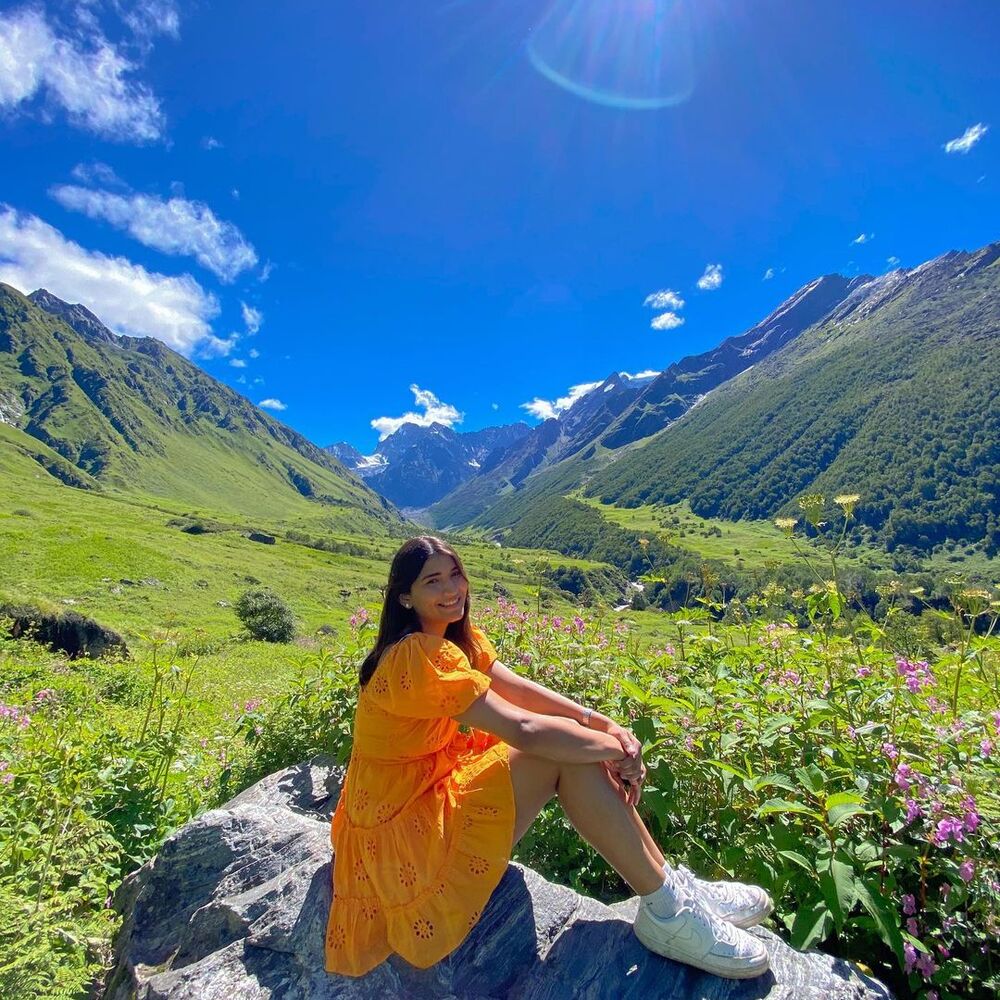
106 757 894 1000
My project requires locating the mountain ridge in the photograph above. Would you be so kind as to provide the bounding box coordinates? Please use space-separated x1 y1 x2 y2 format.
426 270 873 529
0 283 402 531
326 420 532 509
584 241 1000 553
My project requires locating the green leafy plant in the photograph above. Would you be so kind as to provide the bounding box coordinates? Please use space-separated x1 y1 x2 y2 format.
234 587 296 643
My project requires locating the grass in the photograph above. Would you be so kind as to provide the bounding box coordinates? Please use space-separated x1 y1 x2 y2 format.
0 435 624 727
573 493 1000 578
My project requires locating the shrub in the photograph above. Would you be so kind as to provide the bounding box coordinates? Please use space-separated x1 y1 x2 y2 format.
234 588 296 643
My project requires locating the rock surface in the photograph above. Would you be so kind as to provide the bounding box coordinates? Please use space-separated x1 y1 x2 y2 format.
2 601 129 659
106 757 894 1000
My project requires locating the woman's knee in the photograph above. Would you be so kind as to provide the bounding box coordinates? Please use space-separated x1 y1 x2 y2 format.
555 760 615 793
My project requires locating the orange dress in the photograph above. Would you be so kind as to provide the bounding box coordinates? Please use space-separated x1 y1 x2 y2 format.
324 626 515 976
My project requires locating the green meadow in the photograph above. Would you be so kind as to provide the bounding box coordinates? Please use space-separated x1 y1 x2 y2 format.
2 433 999 1000
0 436 617 721
574 492 1000 579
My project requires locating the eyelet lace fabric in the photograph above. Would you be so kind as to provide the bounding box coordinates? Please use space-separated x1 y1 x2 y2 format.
325 627 514 977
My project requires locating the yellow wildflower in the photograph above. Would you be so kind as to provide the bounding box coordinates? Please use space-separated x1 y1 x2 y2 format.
797 493 826 527
833 493 861 518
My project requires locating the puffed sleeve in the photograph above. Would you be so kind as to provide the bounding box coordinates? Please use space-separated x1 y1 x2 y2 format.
367 634 491 719
469 624 499 673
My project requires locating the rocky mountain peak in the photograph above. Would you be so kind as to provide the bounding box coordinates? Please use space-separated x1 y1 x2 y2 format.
29 288 120 345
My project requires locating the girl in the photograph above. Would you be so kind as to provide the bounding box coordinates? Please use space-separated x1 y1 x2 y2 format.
325 536 772 980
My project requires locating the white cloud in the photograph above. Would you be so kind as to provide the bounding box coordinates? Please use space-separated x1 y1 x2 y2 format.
201 136 222 150
696 263 723 291
116 1 181 45
259 261 274 282
944 123 988 155
0 205 227 356
622 369 660 380
248 347 260 359
650 311 684 330
258 398 287 411
50 184 258 282
241 301 263 333
520 380 602 421
70 161 126 188
763 267 775 281
852 232 874 245
0 6 164 141
643 289 685 310
887 255 901 267
491 402 499 410
371 385 463 440
229 358 247 368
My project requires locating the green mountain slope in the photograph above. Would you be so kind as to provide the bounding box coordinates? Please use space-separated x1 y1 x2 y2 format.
428 273 868 529
585 245 1000 553
0 284 401 531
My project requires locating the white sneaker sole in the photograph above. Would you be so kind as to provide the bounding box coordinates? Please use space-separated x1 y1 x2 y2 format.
633 912 770 980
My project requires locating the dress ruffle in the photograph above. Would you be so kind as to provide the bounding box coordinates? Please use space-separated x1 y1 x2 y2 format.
325 741 513 975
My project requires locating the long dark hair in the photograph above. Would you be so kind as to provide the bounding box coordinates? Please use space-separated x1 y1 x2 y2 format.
359 535 476 688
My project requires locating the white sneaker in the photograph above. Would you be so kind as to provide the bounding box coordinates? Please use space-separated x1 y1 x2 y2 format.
672 865 774 929
633 893 770 979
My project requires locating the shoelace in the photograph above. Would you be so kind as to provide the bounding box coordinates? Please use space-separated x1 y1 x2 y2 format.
672 896 741 948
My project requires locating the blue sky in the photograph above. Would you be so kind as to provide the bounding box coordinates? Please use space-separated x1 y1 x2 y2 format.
1 1 996 453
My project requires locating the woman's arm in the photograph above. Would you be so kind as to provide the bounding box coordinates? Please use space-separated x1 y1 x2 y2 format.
488 660 617 733
486 658 645 803
454 689 627 765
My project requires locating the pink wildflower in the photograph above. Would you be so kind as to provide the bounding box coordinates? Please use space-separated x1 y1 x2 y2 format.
958 860 975 883
933 816 965 846
894 763 914 792
902 893 917 916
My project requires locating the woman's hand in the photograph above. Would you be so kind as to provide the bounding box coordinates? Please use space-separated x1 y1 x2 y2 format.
604 758 646 806
590 713 646 806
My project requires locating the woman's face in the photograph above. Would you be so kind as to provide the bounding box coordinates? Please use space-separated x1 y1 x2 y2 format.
402 553 468 634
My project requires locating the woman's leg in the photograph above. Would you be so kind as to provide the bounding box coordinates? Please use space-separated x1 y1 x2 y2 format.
508 749 664 896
